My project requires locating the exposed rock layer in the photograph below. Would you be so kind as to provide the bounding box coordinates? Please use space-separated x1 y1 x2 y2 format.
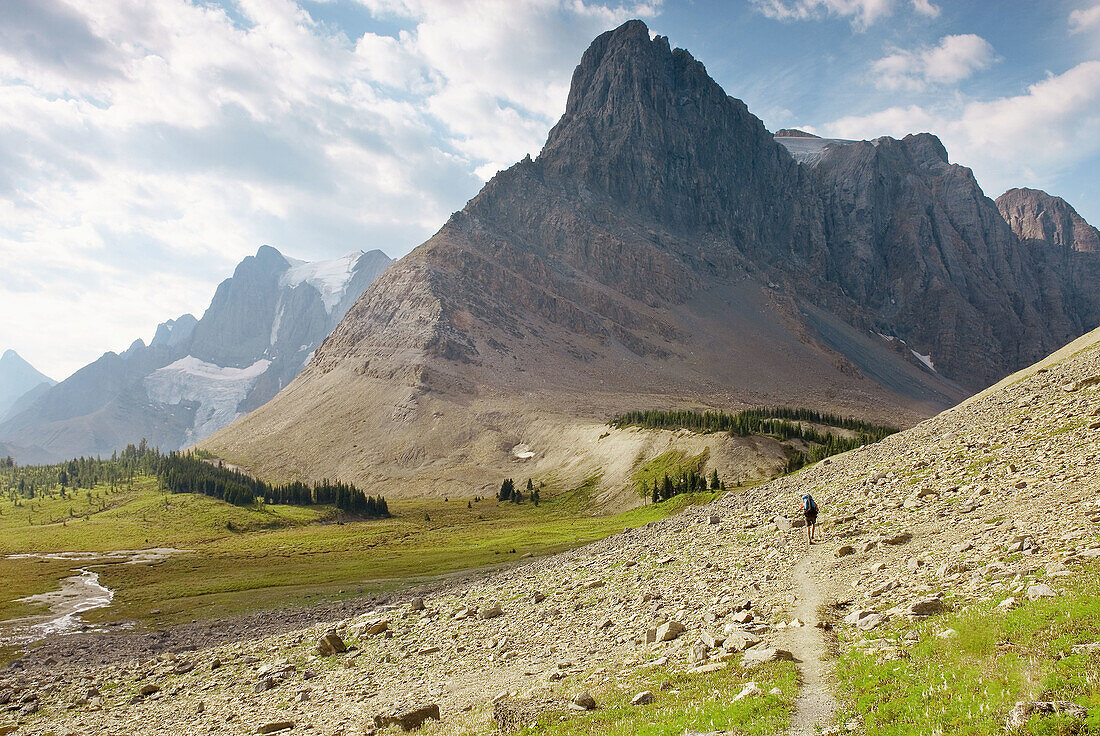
201 21 1098 496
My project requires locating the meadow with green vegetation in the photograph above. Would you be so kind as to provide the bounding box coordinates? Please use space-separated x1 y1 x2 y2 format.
521 659 796 736
834 563 1100 735
0 467 722 648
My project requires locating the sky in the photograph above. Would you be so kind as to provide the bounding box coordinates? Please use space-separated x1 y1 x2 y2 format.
2 0 1098 381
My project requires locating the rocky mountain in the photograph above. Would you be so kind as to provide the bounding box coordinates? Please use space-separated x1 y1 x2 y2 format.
0 248 392 463
14 325 1100 736
997 187 1100 254
0 350 55 421
202 20 1100 497
202 22 1098 497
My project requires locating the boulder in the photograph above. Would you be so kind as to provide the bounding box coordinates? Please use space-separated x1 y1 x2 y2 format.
723 629 762 652
255 722 295 735
732 683 762 701
1027 583 1055 600
741 648 795 667
480 605 504 620
882 531 913 545
655 621 685 642
571 692 596 711
374 703 441 732
906 596 944 617
1005 701 1087 730
835 545 855 558
631 691 655 706
316 631 347 656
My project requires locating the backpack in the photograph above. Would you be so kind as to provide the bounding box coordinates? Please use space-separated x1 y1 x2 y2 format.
804 495 817 515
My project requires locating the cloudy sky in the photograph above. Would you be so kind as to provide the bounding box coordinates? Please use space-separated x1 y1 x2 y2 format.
3 0 1098 380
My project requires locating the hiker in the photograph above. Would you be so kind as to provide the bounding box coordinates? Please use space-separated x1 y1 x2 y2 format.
801 493 818 544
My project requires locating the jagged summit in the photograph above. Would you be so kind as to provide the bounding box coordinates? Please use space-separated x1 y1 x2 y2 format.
537 20 809 249
0 248 393 462
997 187 1100 254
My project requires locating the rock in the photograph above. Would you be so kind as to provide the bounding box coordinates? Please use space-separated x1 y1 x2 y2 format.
882 531 913 545
1027 583 1055 600
732 682 762 701
836 545 855 557
742 648 795 667
364 621 390 636
630 691 654 706
374 703 441 731
997 597 1019 610
700 630 725 648
856 613 887 631
480 605 504 620
655 620 685 642
723 629 762 652
409 597 426 611
138 684 160 697
316 631 347 656
937 629 959 639
906 596 944 617
1005 701 1088 729
571 692 596 710
255 722 295 734
708 515 720 525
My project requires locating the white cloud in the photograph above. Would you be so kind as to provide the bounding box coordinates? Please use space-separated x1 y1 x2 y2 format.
1070 4 1100 33
872 34 996 90
910 0 940 17
823 60 1100 204
0 0 657 379
750 0 894 29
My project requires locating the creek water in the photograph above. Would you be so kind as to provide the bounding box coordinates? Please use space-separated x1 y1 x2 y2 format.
0 548 183 648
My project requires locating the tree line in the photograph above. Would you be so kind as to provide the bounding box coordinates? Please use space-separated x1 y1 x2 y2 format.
1 440 162 500
649 468 721 503
158 453 390 515
1 442 389 517
610 406 896 443
497 478 540 505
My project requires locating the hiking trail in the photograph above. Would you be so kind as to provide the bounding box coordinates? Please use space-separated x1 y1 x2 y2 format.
782 545 838 736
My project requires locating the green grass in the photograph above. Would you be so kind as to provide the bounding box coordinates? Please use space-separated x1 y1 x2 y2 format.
632 450 709 495
835 564 1100 735
498 660 795 736
0 476 719 646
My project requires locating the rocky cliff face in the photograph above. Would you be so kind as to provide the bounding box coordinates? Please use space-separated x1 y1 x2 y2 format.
997 187 1100 254
0 248 392 462
784 135 1087 386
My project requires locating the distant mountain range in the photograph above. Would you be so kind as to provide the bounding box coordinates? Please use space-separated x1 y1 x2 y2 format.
0 247 392 463
198 20 1099 498
0 350 55 421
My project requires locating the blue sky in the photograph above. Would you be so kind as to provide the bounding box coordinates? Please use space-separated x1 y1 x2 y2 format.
1 0 1098 380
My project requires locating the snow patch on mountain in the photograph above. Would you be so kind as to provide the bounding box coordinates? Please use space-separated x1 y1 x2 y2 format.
281 251 365 313
911 350 936 371
776 136 859 166
144 356 271 444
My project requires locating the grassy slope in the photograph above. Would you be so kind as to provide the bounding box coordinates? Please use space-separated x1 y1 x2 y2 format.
835 562 1100 735
0 477 719 631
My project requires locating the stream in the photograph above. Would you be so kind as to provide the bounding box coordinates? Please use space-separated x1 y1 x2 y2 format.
0 549 184 648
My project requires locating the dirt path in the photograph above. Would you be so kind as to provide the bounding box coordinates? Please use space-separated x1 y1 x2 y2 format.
782 545 838 736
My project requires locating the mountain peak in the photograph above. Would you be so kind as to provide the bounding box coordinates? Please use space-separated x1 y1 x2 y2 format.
535 19 805 246
997 187 1100 253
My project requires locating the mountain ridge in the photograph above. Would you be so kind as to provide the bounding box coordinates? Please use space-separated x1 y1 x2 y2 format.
0 247 393 462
